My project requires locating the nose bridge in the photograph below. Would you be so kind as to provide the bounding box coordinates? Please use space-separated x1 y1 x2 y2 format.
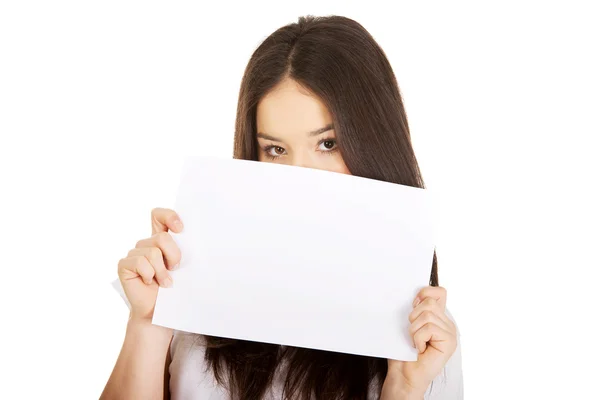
290 149 315 169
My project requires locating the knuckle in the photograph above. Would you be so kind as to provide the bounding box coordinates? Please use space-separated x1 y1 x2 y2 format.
156 270 169 281
423 322 436 332
154 231 170 245
148 246 162 262
419 287 433 299
140 267 154 280
408 324 417 336
424 297 437 307
153 207 176 222
133 255 147 269
422 310 436 321
408 311 417 323
413 328 424 340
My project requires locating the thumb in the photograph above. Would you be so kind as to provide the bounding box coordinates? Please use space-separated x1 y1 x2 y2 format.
151 207 183 235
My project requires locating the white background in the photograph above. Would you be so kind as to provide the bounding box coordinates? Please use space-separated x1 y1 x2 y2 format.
1 1 599 399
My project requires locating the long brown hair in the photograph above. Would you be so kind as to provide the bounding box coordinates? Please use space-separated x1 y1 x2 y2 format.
204 15 439 399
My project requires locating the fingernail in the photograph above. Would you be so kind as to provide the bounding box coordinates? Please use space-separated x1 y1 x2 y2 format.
171 263 179 270
164 276 173 288
173 219 183 231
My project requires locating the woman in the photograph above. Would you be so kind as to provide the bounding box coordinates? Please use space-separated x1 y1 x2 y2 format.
102 15 463 400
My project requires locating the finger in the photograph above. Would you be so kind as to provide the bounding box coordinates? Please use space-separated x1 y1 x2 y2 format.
413 286 447 310
136 231 182 270
413 322 453 354
118 255 157 286
409 310 452 344
151 207 183 235
409 297 451 324
127 247 172 288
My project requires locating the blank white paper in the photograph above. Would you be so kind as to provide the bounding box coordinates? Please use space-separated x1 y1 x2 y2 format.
152 156 436 361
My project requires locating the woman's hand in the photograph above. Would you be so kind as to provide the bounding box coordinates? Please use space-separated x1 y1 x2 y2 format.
117 207 183 322
382 286 457 399
102 208 182 399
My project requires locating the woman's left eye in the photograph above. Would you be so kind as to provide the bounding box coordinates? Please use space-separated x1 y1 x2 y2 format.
318 139 337 151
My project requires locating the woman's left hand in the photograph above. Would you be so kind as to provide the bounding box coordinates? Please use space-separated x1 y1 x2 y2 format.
382 286 458 398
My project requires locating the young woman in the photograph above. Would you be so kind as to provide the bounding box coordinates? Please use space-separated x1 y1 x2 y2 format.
102 15 463 400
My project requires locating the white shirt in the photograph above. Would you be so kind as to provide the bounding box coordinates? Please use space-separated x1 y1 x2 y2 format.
168 314 464 399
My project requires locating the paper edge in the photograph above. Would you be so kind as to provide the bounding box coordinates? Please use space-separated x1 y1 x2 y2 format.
111 278 131 310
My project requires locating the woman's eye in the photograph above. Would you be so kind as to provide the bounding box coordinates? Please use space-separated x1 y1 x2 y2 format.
318 140 337 151
268 146 286 156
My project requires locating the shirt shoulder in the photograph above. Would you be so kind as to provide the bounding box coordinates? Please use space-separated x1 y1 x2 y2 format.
169 331 227 400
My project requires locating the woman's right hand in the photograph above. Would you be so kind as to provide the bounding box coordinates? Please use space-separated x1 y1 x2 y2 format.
117 207 183 322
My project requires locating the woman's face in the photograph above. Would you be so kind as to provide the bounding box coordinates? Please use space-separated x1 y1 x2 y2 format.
256 78 351 175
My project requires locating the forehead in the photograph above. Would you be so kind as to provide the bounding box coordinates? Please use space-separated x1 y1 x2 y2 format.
256 79 332 136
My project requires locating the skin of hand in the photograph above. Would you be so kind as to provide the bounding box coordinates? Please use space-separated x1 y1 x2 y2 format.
117 207 184 322
381 286 458 399
101 208 184 400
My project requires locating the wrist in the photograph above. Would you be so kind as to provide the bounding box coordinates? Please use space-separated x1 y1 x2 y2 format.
396 388 424 400
126 316 173 341
381 373 426 400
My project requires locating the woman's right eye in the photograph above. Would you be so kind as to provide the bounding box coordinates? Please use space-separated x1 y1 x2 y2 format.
265 146 286 157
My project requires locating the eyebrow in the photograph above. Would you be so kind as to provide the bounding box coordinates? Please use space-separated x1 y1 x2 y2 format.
257 123 334 142
308 123 334 136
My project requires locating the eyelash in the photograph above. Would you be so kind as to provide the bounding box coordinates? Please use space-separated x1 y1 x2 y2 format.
261 138 339 160
317 139 338 154
262 146 283 160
